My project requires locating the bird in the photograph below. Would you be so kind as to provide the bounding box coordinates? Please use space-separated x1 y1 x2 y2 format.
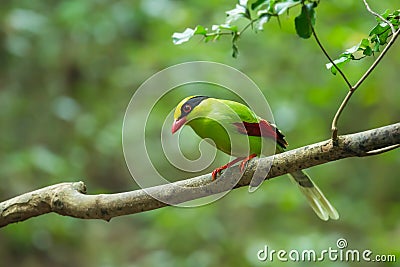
171 95 339 221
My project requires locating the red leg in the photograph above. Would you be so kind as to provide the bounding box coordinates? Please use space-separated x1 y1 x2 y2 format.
239 154 257 172
211 154 258 180
212 157 244 180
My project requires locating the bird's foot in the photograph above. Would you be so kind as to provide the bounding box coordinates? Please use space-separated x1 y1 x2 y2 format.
211 166 226 180
211 157 244 180
211 154 257 180
239 154 257 172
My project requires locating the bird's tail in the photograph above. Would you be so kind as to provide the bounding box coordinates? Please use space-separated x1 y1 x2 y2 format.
289 170 339 221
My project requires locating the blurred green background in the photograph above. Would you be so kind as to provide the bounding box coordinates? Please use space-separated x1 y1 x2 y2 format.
0 0 399 266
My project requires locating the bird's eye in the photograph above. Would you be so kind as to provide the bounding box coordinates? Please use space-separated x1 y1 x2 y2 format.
182 104 191 113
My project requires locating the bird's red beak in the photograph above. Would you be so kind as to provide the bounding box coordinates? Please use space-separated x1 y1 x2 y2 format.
171 117 187 134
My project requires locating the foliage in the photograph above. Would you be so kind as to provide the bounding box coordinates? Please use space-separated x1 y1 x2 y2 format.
327 9 399 74
172 0 321 57
173 1 399 76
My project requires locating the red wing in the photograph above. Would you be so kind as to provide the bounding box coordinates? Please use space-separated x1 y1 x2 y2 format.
233 120 288 149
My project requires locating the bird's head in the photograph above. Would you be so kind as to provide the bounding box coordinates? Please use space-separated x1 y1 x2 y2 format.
172 95 209 134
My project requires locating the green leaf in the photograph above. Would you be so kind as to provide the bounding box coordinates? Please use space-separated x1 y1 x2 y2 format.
226 0 251 24
254 14 271 31
232 43 239 58
251 0 268 10
326 56 350 75
373 43 380 52
379 9 391 21
232 32 240 58
359 38 370 48
294 3 316 39
369 23 389 37
359 38 372 56
275 0 300 15
363 45 373 56
172 28 195 45
344 43 360 55
172 25 208 45
378 28 390 45
211 24 238 33
194 25 207 35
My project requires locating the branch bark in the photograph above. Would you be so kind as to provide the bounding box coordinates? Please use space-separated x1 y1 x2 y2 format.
1 123 399 228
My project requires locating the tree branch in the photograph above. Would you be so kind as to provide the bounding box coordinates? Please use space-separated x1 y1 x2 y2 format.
1 123 399 228
362 0 396 35
331 28 399 140
308 3 399 141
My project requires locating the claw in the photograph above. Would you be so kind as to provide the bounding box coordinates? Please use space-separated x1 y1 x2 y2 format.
211 167 224 180
211 157 244 180
211 154 257 180
239 154 257 172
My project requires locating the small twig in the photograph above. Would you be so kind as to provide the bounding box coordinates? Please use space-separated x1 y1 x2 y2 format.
364 144 400 156
352 29 399 90
310 25 352 90
331 90 354 140
331 29 400 139
238 19 258 36
202 20 255 44
362 0 396 35
203 32 235 40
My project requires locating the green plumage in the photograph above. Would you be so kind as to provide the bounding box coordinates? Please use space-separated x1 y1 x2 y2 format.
184 98 277 157
173 96 339 221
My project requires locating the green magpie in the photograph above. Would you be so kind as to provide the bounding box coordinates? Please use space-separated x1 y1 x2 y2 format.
172 95 339 221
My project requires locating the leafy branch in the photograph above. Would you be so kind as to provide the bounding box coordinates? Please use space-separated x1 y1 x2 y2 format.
172 0 317 57
172 0 399 140
326 4 399 139
326 9 399 74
